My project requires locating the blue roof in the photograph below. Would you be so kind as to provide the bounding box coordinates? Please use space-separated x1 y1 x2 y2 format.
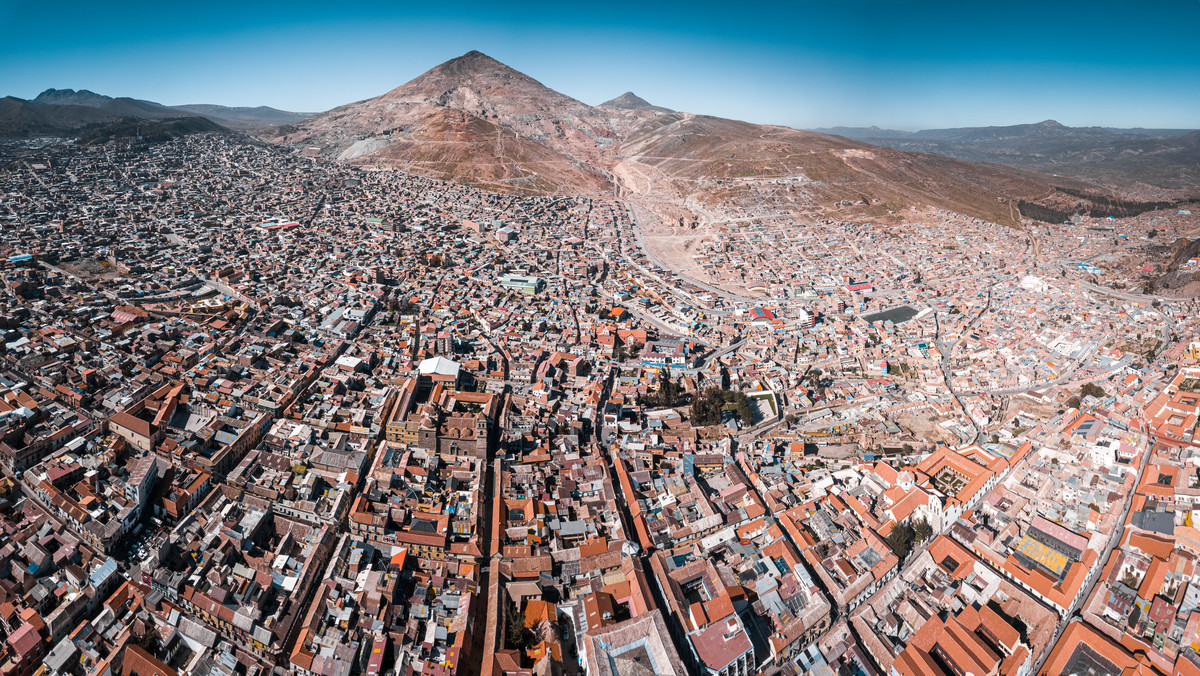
90 557 119 587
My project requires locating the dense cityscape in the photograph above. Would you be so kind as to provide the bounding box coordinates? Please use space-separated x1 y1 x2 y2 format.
0 123 1197 676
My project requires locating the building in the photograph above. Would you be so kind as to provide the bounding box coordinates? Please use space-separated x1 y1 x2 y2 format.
500 274 544 296
891 605 1031 676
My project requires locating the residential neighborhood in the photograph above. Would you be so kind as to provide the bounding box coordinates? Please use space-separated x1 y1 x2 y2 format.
1 132 1199 676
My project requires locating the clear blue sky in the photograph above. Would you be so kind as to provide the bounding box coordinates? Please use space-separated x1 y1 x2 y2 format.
1 0 1197 130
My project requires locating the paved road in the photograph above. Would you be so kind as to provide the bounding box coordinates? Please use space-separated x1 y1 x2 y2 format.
735 412 786 446
199 275 257 307
1028 432 1152 674
623 301 702 344
980 361 1132 397
1075 278 1192 305
1 464 103 560
623 203 755 310
698 338 746 367
936 285 993 443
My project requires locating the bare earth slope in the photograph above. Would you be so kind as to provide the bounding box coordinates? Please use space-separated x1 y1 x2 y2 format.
613 113 1098 226
0 96 115 137
32 89 310 130
350 107 608 195
270 50 1161 231
273 51 627 194
600 92 674 113
821 120 1200 190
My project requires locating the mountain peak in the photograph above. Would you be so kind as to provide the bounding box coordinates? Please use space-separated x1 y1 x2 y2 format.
422 50 520 80
600 91 673 113
1035 119 1065 128
34 88 112 106
379 49 594 115
604 92 649 107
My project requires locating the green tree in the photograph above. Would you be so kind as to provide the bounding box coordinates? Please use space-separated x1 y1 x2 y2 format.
885 523 915 559
722 390 754 423
660 371 682 404
691 387 725 426
913 518 933 544
640 370 685 408
137 630 161 655
505 598 533 650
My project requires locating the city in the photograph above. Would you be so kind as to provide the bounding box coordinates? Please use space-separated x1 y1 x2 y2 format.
0 121 1198 675
1 3 1199 676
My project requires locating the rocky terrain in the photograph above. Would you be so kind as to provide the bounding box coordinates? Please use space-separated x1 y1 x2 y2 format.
272 51 641 194
0 96 115 137
600 91 674 113
818 120 1200 190
0 88 309 140
14 52 1188 285
274 52 1119 217
33 89 311 129
270 51 1200 280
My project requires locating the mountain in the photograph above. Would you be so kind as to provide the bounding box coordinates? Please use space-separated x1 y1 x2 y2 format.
814 125 912 137
0 95 231 143
609 112 1110 229
0 96 115 137
0 90 246 142
273 50 624 193
272 49 1200 244
171 104 310 129
75 116 229 145
600 92 673 113
31 88 308 130
33 88 197 120
33 88 141 108
820 120 1200 189
278 50 1127 221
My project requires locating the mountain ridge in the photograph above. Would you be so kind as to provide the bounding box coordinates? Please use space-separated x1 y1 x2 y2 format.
600 92 673 113
271 50 626 194
816 120 1200 188
271 50 1142 228
28 88 310 129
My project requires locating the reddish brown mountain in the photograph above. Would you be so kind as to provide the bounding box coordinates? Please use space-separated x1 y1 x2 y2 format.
273 51 630 194
273 50 1121 223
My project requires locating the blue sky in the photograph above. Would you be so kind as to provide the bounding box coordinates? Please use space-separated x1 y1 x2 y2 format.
1 0 1197 130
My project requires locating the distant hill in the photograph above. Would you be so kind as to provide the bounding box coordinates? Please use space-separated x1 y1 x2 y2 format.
0 96 114 137
0 90 245 143
33 88 143 108
600 92 673 113
273 50 624 194
30 88 309 130
814 120 1200 189
274 49 1153 229
0 95 233 143
76 116 230 145
815 125 912 138
33 88 197 120
171 103 311 129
